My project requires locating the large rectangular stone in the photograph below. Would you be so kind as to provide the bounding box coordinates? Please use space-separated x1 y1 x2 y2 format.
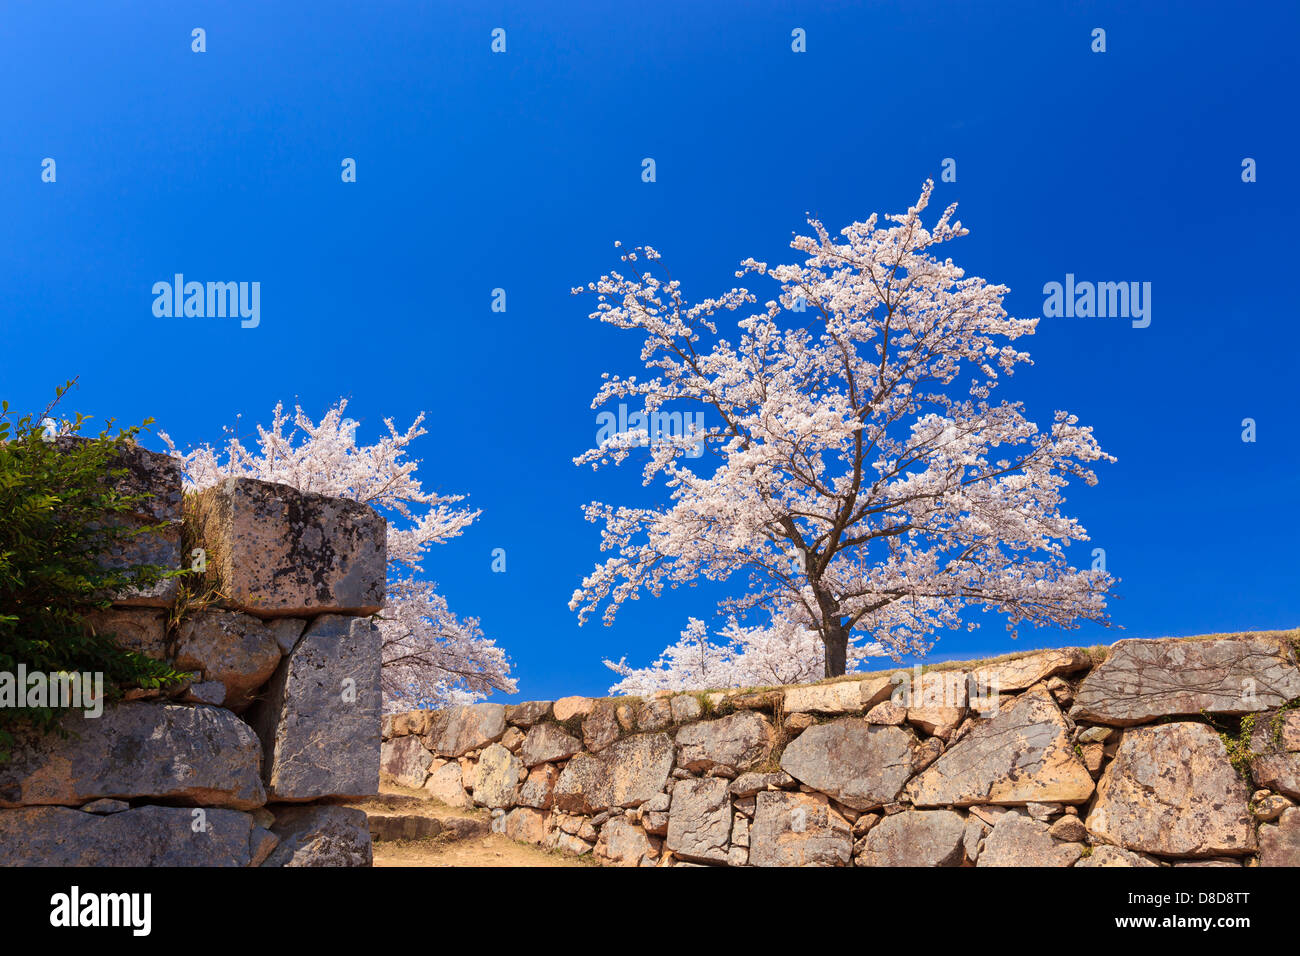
190 476 386 617
0 703 265 810
248 615 382 801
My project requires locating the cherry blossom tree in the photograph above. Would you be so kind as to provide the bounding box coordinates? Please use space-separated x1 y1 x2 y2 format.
605 611 887 694
161 400 515 710
571 181 1116 679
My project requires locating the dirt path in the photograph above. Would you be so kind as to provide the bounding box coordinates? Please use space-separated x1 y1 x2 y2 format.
373 833 598 867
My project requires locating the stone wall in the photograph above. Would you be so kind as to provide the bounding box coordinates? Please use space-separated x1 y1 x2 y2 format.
0 444 386 866
383 632 1300 867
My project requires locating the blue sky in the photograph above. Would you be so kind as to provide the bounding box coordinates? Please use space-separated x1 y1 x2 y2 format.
3 1 1297 701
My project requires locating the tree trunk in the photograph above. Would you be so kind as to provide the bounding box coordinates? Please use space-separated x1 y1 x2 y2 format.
823 621 848 678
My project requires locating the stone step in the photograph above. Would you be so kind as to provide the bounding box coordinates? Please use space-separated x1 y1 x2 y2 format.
364 810 491 843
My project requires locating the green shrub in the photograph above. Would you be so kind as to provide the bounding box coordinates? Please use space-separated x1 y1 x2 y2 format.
0 383 187 760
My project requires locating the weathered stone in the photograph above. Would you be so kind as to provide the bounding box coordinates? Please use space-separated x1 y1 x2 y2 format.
858 810 966 867
636 698 672 731
1046 676 1074 707
80 798 130 815
785 712 816 731
1082 743 1105 775
962 817 988 863
728 690 782 711
263 805 372 867
190 476 386 616
904 671 969 738
379 735 433 789
1085 722 1256 858
905 688 1094 807
520 722 583 767
423 761 469 807
728 771 795 798
250 827 280 866
501 807 552 845
978 814 1083 867
1250 710 1300 801
1075 845 1161 868
1254 793 1294 823
0 702 264 810
184 681 227 706
553 696 594 722
912 737 944 774
1175 858 1242 867
553 733 674 814
518 763 560 809
505 700 553 728
583 702 622 751
389 710 433 738
1070 634 1300 726
1049 815 1088 841
555 832 593 856
783 676 893 715
0 805 257 866
970 648 1093 695
430 703 507 758
473 743 523 809
500 726 525 752
1026 801 1064 822
71 439 183 607
173 609 284 711
779 720 912 812
865 700 907 725
82 607 169 660
1077 725 1113 744
749 791 852 867
669 695 702 723
675 712 775 773
666 778 731 864
1259 807 1300 867
269 618 307 655
248 614 381 801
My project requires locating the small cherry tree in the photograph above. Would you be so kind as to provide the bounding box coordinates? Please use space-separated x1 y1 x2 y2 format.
571 182 1115 679
162 400 515 710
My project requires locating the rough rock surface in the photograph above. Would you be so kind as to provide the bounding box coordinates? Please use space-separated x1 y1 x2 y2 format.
190 476 386 617
505 701 552 728
666 778 732 864
970 648 1092 694
1259 806 1300 867
553 733 674 814
173 609 284 711
1085 722 1256 858
675 712 775 773
1074 845 1161 867
432 704 507 758
780 720 912 811
904 671 969 738
858 810 966 867
0 805 259 866
82 607 169 660
978 813 1083 867
1070 635 1300 726
423 762 469 807
249 614 381 801
1249 710 1300 801
749 791 852 867
379 735 433 789
783 676 892 714
472 743 523 809
906 688 1094 807
263 805 372 867
520 722 583 767
0 703 264 810
596 815 658 865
